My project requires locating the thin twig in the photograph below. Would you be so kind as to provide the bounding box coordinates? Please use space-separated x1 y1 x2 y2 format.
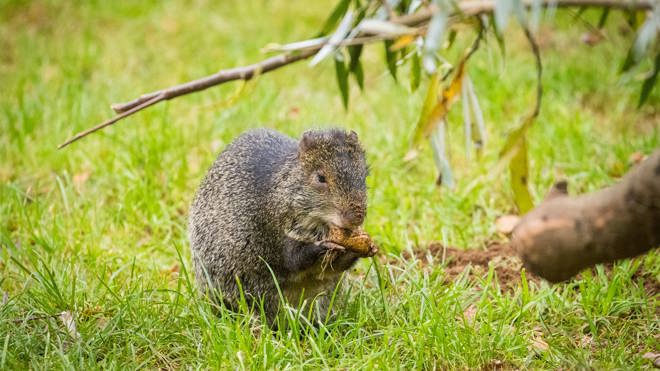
111 49 317 113
59 0 651 149
394 0 653 26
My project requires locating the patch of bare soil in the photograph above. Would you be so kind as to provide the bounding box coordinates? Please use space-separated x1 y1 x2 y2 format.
399 243 540 291
393 243 659 296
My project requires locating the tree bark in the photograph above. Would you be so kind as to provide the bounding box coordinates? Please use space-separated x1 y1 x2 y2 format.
512 149 660 282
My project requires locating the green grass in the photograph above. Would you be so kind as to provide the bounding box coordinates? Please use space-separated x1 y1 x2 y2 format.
1 0 658 369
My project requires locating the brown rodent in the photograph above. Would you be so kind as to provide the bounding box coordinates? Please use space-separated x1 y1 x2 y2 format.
189 128 370 324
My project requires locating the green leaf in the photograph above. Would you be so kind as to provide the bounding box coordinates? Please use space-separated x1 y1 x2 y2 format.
348 44 362 71
410 51 421 92
446 29 457 50
384 40 398 81
410 71 440 148
411 58 467 147
638 51 660 107
597 8 610 29
348 45 364 90
490 14 507 61
353 61 365 90
509 138 533 213
620 45 637 73
319 0 351 36
334 53 350 110
571 6 588 22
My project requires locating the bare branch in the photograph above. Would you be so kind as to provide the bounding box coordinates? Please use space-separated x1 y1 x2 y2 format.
59 0 652 149
395 0 653 26
111 49 317 114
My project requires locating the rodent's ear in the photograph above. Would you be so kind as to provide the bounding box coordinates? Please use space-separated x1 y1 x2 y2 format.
299 130 316 154
347 130 359 144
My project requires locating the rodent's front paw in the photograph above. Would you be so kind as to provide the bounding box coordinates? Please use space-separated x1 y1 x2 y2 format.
317 240 346 253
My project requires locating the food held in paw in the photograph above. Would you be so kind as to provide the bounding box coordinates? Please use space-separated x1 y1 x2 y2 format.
327 225 379 257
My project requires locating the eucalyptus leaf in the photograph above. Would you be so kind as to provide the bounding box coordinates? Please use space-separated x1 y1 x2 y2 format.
384 40 398 80
530 0 542 32
376 0 401 19
597 8 610 29
466 77 487 148
494 0 513 33
510 138 533 213
334 53 350 110
354 61 365 90
512 0 527 27
638 51 660 107
407 0 423 14
490 14 507 61
430 121 454 188
461 75 472 159
423 10 448 73
410 51 421 92
446 29 457 51
310 10 355 67
319 0 352 36
357 19 415 37
633 7 659 59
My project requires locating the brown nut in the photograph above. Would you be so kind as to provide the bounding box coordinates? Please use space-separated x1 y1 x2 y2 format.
327 225 379 257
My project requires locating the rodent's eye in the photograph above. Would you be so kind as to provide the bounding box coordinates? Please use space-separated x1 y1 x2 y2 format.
312 171 328 190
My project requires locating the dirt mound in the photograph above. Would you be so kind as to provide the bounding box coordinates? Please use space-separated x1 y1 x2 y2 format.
400 243 539 290
395 243 658 295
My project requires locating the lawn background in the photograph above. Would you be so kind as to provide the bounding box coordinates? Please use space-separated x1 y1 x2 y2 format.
1 0 658 369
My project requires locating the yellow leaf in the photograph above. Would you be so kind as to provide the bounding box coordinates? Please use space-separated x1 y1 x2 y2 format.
410 59 468 148
410 71 441 147
510 138 534 213
389 35 416 52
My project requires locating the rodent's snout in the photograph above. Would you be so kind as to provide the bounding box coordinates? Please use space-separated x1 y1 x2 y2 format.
339 208 365 230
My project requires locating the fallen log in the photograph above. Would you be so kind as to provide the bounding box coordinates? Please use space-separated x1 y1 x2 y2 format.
512 149 660 282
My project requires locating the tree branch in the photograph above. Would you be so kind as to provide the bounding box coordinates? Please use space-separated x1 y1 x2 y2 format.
58 0 652 149
513 149 660 282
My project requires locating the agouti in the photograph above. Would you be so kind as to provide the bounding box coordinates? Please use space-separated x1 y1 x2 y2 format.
189 128 370 324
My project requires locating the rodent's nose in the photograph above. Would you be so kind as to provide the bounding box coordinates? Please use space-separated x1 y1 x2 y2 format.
340 209 365 229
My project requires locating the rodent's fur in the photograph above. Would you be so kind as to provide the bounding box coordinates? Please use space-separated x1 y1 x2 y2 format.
189 128 368 324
